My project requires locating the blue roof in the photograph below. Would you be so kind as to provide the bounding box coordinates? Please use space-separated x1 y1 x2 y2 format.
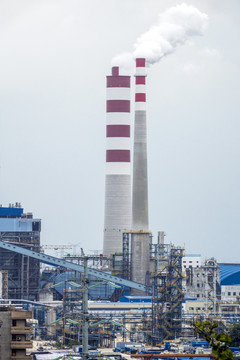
0 207 23 216
219 264 240 285
120 296 152 303
184 296 202 301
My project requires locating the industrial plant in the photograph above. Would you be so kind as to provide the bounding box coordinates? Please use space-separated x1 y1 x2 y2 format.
0 57 240 360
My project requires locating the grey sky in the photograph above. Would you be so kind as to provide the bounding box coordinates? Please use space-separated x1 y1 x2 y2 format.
0 0 239 262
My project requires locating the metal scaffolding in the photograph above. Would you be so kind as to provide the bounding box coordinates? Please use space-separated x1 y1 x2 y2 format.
203 258 220 315
122 232 130 280
0 270 8 299
0 231 40 300
152 246 184 344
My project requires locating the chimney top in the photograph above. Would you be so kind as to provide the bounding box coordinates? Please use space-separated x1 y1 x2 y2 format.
112 67 119 76
136 58 146 67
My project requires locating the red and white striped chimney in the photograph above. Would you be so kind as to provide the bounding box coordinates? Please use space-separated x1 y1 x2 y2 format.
103 66 132 256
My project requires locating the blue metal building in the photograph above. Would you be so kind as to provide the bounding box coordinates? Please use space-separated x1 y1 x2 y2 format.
0 204 41 300
218 263 240 285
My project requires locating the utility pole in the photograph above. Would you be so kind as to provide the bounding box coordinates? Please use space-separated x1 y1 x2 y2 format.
82 256 89 360
62 281 66 346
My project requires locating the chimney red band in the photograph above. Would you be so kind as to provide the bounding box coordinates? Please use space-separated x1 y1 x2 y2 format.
135 93 146 102
106 150 130 162
136 58 146 67
135 76 146 84
107 76 130 88
107 125 130 137
107 100 130 113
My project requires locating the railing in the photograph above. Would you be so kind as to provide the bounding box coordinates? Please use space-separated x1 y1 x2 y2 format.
11 311 32 320
11 326 33 334
11 356 33 360
11 340 33 349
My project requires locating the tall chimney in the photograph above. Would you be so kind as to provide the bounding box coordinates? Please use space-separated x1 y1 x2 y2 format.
132 58 149 230
130 58 151 289
103 67 132 256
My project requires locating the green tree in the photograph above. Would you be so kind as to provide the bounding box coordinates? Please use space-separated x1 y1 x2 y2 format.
193 320 234 360
229 323 240 347
53 341 64 349
67 339 81 348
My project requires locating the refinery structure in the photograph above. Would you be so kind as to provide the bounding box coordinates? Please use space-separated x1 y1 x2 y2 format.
0 58 240 356
0 5 240 355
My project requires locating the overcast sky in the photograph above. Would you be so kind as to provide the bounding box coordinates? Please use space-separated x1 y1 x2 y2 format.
0 0 239 262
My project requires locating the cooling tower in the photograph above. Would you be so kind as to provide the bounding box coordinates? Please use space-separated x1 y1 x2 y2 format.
132 58 149 230
103 67 131 256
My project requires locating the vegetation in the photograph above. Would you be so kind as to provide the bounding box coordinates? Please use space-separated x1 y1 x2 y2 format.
52 339 82 349
53 341 64 349
229 323 240 347
193 320 234 360
67 339 82 347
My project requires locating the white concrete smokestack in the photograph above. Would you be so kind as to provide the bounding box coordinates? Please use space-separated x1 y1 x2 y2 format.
132 58 149 230
131 58 151 289
103 67 131 256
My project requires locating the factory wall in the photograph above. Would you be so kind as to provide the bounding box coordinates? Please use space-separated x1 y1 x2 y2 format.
0 218 40 232
221 285 240 302
131 232 151 288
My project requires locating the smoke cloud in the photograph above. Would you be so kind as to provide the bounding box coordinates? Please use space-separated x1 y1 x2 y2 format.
112 3 208 68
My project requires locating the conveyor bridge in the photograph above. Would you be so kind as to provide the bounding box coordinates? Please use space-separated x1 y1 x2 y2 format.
0 240 147 293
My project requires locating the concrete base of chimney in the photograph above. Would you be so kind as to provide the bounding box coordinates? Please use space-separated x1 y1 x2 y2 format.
103 174 131 256
130 231 152 294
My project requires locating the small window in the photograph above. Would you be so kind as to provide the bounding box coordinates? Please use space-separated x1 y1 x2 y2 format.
189 261 192 263
197 294 200 298
233 292 236 296
183 261 186 263
228 292 231 296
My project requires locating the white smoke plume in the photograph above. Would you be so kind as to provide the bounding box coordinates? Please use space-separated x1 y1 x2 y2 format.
111 52 135 71
112 3 208 68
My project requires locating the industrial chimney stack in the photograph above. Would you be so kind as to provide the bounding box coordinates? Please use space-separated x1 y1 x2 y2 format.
131 58 151 288
103 67 132 256
132 58 149 230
